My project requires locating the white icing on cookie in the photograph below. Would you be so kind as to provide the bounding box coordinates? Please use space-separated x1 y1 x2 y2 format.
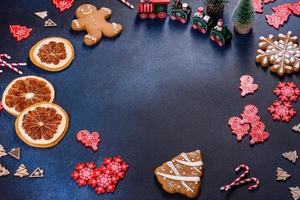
112 23 119 33
167 161 195 193
175 160 203 167
73 20 81 28
84 34 96 41
156 172 201 182
101 7 112 14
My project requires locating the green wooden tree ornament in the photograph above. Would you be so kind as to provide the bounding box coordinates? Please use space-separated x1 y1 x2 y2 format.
233 0 255 34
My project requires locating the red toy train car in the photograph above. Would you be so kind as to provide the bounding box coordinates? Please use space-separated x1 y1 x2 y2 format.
138 0 170 19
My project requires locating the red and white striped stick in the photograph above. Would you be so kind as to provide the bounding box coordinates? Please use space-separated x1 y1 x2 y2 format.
118 0 134 9
0 54 25 74
234 177 260 190
220 164 259 191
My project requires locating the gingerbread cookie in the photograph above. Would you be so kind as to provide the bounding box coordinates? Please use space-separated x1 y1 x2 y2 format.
256 31 300 76
71 4 123 46
155 150 204 198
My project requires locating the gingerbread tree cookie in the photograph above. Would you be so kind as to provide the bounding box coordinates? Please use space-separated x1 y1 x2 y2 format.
276 167 291 181
14 164 29 177
71 4 123 46
256 31 300 76
0 164 10 176
282 150 298 163
0 145 7 158
155 150 204 198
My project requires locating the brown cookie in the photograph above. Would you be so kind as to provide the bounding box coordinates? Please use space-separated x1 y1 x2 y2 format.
71 4 123 46
155 150 204 198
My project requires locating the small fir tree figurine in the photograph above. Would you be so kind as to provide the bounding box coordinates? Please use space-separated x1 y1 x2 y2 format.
203 0 228 16
233 0 255 34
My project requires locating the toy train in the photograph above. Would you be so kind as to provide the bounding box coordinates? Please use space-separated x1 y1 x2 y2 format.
137 0 170 19
137 1 232 46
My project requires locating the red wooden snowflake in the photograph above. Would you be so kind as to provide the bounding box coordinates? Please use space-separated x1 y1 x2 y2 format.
9 25 32 42
273 82 300 102
268 100 296 122
94 173 117 194
71 162 96 186
101 156 129 179
52 0 74 12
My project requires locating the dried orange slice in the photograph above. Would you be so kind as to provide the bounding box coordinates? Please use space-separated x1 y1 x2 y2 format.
15 102 69 148
29 37 74 71
2 76 55 116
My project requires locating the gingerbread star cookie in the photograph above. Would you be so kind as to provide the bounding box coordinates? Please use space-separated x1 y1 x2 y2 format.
155 150 204 198
71 4 123 46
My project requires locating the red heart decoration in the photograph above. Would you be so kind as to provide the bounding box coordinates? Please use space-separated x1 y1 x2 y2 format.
52 0 74 12
9 25 32 42
76 130 100 152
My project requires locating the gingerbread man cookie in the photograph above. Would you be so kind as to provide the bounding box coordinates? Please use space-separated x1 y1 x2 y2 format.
71 4 123 46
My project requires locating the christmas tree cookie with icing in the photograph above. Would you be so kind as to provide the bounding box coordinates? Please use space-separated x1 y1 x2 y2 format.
154 150 204 198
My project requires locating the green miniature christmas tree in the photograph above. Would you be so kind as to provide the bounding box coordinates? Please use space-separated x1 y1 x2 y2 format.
233 0 255 34
203 0 228 16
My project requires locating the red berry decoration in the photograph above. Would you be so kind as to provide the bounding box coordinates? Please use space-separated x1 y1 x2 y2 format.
9 25 32 42
76 130 101 152
273 82 300 102
268 100 296 122
52 0 74 12
71 162 96 186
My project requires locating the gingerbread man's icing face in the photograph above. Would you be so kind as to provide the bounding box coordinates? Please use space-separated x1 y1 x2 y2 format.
76 4 97 18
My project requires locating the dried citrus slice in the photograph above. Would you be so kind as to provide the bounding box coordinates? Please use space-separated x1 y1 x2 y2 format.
15 102 69 148
2 76 55 116
29 37 74 71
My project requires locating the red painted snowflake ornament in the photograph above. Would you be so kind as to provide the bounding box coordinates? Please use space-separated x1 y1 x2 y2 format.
239 75 258 97
273 82 300 102
228 117 250 141
9 25 32 42
52 0 74 12
71 162 96 186
101 156 129 179
76 130 100 152
268 100 296 122
94 173 116 194
71 157 128 195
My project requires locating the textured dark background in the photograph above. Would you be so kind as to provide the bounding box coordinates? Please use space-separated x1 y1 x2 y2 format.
0 0 300 199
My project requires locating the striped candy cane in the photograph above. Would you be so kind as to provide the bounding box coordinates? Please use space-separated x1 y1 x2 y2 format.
0 54 25 74
118 0 134 9
235 177 260 190
220 164 259 191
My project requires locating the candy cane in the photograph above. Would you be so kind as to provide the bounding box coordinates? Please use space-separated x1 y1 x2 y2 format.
220 164 259 191
118 0 134 9
0 54 25 74
235 177 260 190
